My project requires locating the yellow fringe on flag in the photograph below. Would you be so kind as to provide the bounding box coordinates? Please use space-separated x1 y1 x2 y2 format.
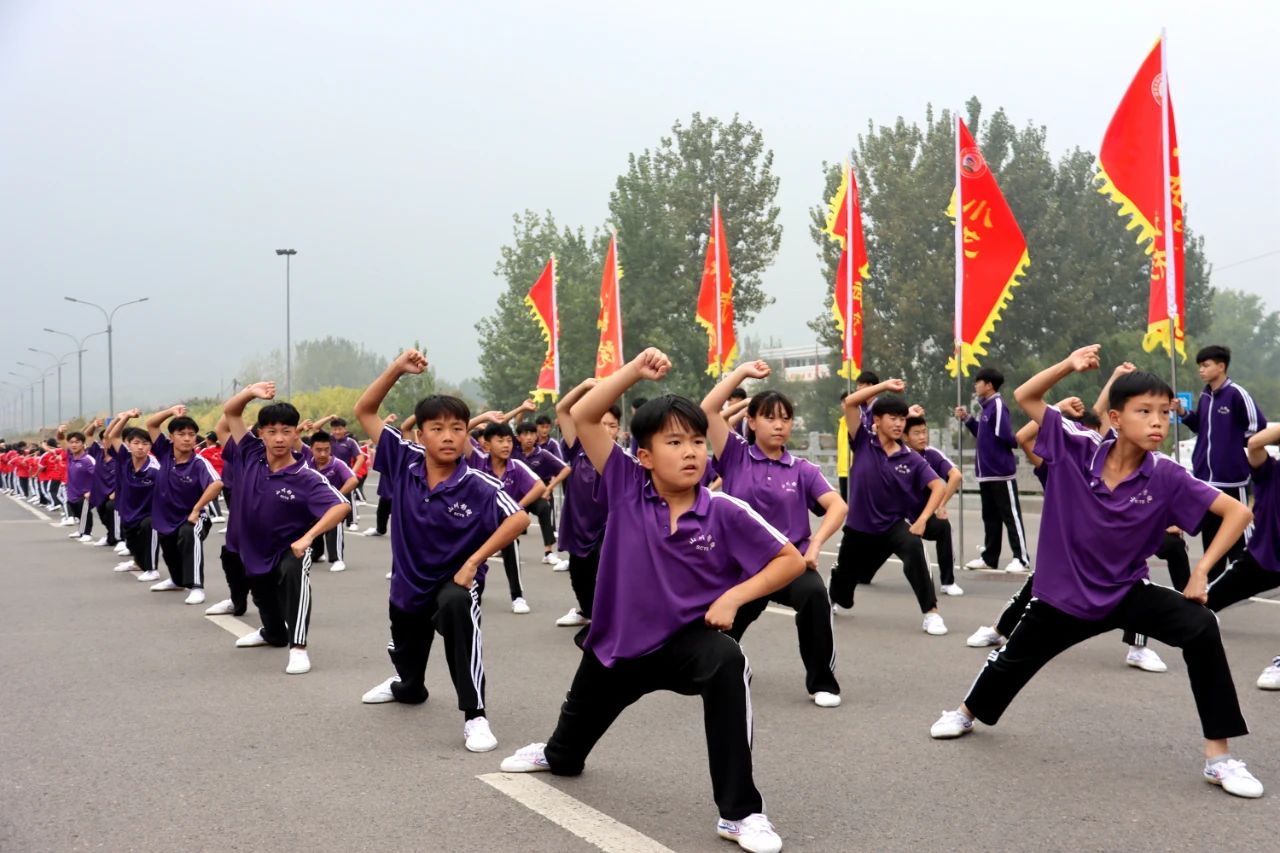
946 250 1031 378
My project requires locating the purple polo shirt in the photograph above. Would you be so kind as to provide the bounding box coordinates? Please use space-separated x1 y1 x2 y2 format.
1031 406 1219 619
716 430 833 553
1248 456 1278 572
846 412 941 534
516 444 567 484
330 435 361 468
222 437 241 553
65 450 96 503
536 437 565 461
317 458 356 492
913 446 956 515
584 443 789 668
111 446 160 526
223 432 346 576
472 451 541 504
150 433 221 535
557 439 609 557
88 442 117 507
375 425 524 612
965 394 1018 481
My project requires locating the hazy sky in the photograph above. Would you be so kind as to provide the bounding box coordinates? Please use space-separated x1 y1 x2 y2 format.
2 1 1276 423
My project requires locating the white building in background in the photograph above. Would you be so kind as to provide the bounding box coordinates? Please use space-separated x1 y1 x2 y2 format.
757 344 834 382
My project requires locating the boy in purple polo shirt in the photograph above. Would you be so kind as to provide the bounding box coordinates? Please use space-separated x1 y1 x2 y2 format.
931 345 1263 799
144 405 223 606
57 425 98 544
204 416 252 618
830 378 949 635
501 348 804 853
703 362 849 709
306 429 360 573
354 349 529 754
221 384 350 675
533 414 564 460
953 367 1031 572
550 378 618 628
470 421 546 614
1176 344 1268 580
82 419 123 551
515 420 571 564
902 414 963 596
325 417 363 527
103 412 160 577
1208 421 1280 689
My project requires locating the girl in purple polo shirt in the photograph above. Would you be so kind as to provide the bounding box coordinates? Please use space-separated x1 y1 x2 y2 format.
501 348 805 853
702 361 849 709
932 345 1263 799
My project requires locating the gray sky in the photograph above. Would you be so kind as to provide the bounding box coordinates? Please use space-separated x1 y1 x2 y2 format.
2 0 1276 422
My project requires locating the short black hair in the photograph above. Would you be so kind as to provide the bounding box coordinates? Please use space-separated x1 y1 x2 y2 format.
838 391 849 403
205 432 217 444
1078 411 1103 430
67 431 86 442
631 397 648 411
904 415 927 432
515 421 538 436
606 404 622 420
871 395 910 418
169 416 200 434
1195 345 1231 368
482 421 514 441
631 395 707 451
45 438 58 448
856 370 880 386
469 428 483 440
414 395 471 427
534 414 552 426
122 427 151 444
728 387 748 401
330 417 348 428
747 390 793 421
1108 371 1174 411
974 367 1005 391
256 402 300 429
310 429 332 445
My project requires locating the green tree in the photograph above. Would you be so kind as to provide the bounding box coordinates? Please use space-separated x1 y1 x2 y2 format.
1192 288 1280 415
293 337 386 393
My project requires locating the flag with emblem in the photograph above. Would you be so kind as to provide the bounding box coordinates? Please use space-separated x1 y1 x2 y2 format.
824 160 869 379
1097 35 1185 359
695 195 738 376
525 256 559 401
595 230 624 379
948 117 1030 377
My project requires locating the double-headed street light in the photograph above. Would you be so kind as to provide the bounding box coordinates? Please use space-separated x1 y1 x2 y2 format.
63 296 149 416
276 249 297 399
44 327 107 421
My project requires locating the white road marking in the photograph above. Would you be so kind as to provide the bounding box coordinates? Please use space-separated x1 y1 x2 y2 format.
206 613 257 637
1249 597 1280 606
6 494 54 521
0 518 41 524
478 772 676 853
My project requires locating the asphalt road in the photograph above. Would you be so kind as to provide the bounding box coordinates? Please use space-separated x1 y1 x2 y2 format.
1 488 1277 852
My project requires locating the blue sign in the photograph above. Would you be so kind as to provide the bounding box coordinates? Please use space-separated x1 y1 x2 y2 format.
1173 391 1193 424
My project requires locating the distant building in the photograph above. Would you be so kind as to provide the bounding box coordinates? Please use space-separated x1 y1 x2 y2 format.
757 344 834 382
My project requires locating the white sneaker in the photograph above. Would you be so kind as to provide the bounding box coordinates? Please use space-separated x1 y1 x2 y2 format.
464 716 498 752
555 608 589 627
204 598 235 615
941 583 964 596
500 742 550 772
77 534 95 544
1126 645 1168 673
286 648 311 674
541 553 559 565
511 597 531 615
831 603 853 616
314 554 328 563
113 560 138 572
1005 558 1030 573
552 559 570 572
184 589 206 605
930 709 975 739
966 626 1005 648
1257 657 1280 690
716 813 782 853
963 557 993 570
361 676 400 704
136 570 160 582
235 629 269 648
67 531 81 539
113 542 130 555
150 579 180 591
59 517 77 526
93 536 109 546
211 515 226 523
359 528 384 537
385 571 392 579
330 560 347 573
922 612 948 636
1204 758 1264 798
813 691 842 708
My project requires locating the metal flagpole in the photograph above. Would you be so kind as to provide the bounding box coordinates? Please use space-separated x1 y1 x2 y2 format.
551 254 560 398
845 159 854 396
1160 29 1181 461
713 195 723 376
954 112 966 561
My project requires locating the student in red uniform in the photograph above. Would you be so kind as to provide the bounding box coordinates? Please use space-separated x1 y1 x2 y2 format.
198 433 226 521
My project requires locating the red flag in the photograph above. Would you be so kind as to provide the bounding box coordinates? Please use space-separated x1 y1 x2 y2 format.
824 161 869 379
595 231 624 379
948 117 1030 377
524 256 559 402
1097 36 1185 359
695 196 737 376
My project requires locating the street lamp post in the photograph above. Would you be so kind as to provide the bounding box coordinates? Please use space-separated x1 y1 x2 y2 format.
0 380 23 433
16 362 49 429
44 328 106 421
9 374 35 432
275 249 297 399
28 348 71 424
63 296 149 416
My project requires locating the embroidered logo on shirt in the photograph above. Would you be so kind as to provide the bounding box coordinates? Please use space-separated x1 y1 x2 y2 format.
688 532 716 552
781 479 799 493
275 487 297 501
895 463 912 474
1217 405 1231 415
447 502 473 519
1129 489 1154 505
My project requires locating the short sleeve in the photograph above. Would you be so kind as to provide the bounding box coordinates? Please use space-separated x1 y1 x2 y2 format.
152 433 172 462
196 453 221 487
799 461 834 511
1164 463 1224 534
490 476 523 529
510 460 540 497
541 450 567 475
911 456 942 492
335 460 355 482
720 496 790 577
597 442 644 504
1032 406 1099 467
302 468 346 518
374 424 408 487
1253 456 1276 488
715 430 751 476
849 409 873 453
927 449 955 480
222 437 238 466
